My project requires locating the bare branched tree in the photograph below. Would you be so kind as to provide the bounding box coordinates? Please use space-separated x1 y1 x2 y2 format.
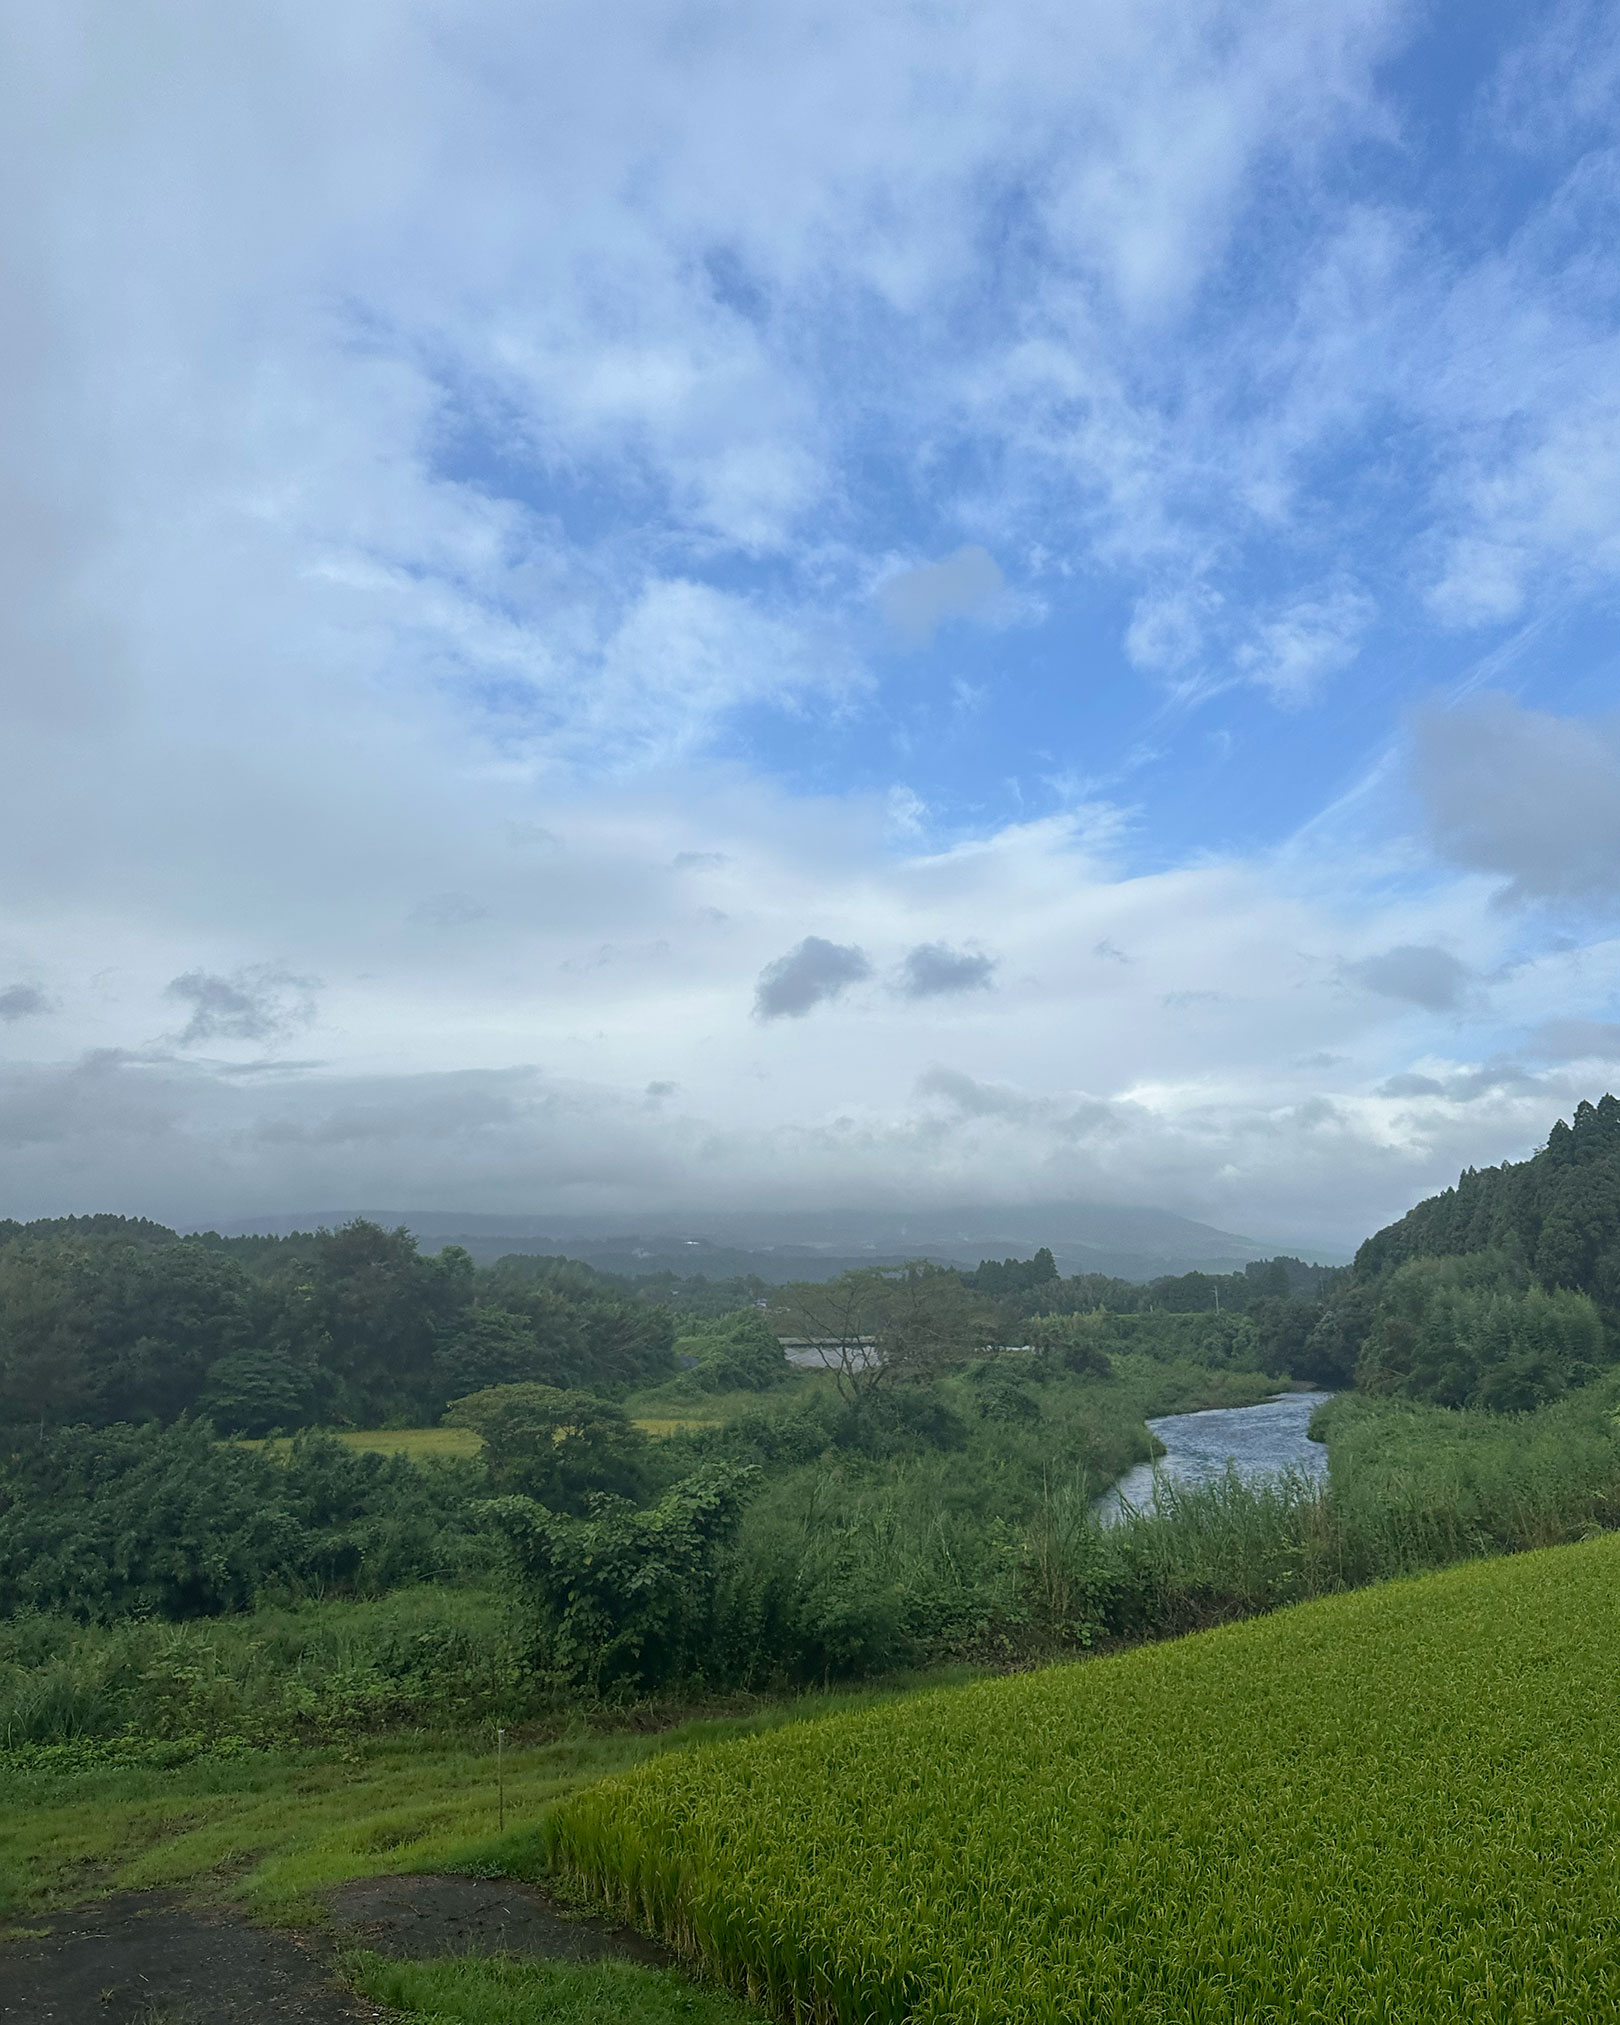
770 1263 988 1399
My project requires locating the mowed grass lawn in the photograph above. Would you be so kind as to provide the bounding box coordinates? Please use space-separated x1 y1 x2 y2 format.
543 1532 1620 2024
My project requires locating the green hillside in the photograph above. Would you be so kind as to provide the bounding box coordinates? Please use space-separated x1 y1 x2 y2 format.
1303 1093 1620 1409
544 1532 1620 2024
1358 1092 1620 1303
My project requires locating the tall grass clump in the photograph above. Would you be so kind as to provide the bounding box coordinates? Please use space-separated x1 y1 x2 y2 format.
542 1533 1620 2023
1323 1385 1620 1570
0 1586 539 1748
1015 1379 1620 1649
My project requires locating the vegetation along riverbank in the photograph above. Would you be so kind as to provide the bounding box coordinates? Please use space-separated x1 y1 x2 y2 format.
4 1095 1620 2020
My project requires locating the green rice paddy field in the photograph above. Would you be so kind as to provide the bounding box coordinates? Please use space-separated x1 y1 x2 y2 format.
542 1532 1620 2024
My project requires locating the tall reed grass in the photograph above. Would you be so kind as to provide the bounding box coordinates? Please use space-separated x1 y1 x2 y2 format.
9 1379 1620 1745
0 1586 536 1748
1019 1378 1620 1648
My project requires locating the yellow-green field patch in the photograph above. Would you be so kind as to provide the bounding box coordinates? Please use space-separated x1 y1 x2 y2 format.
545 1533 1620 2024
326 1426 485 1460
245 1427 485 1461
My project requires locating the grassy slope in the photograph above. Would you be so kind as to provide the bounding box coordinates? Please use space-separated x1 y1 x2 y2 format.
0 1673 989 1923
0 1723 790 2022
345 1952 760 2025
544 1532 1620 2024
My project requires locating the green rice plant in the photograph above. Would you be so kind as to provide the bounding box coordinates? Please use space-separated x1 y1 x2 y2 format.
543 1533 1620 2023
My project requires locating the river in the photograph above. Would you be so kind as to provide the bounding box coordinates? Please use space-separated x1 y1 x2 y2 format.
1096 1389 1334 1524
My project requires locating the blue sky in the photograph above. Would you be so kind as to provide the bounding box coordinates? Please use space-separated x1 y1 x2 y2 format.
1 0 1619 1249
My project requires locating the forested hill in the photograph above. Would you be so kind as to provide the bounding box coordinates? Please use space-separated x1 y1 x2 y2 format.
1355 1094 1620 1310
0 1217 677 1435
1290 1094 1620 1413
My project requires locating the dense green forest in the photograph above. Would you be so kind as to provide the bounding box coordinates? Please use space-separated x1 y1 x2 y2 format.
0 1217 677 1434
4 1095 1620 1741
1321 1092 1620 1409
0 1212 1349 1439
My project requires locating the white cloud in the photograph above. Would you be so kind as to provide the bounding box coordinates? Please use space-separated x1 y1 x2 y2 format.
1235 587 1373 705
0 758 1608 1245
3 3 1620 1253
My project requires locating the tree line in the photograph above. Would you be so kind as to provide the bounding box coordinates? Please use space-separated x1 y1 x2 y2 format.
1306 1094 1620 1411
0 1217 675 1435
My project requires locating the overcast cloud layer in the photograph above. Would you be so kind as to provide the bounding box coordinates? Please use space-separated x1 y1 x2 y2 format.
3 1 1620 1252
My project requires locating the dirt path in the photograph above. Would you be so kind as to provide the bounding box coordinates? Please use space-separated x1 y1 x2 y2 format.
0 1893 380 2024
325 1872 672 1967
1 1874 671 2023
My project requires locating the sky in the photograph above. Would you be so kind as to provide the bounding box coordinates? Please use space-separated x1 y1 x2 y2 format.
2 0 1620 1253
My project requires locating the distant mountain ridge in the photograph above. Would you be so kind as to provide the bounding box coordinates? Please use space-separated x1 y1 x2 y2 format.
203 1201 1346 1283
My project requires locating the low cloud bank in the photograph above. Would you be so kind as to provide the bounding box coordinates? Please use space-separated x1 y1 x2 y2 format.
0 1046 1606 1256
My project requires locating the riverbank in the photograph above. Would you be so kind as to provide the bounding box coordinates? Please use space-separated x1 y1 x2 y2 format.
1096 1387 1333 1522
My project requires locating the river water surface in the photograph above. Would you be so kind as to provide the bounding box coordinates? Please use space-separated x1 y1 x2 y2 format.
1097 1389 1334 1524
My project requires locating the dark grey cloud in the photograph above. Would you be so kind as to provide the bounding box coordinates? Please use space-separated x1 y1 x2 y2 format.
877 546 1004 648
1412 696 1620 905
165 966 319 1047
0 984 52 1022
1526 1018 1620 1061
1346 944 1471 1011
1378 1072 1445 1097
753 937 872 1019
0 1055 685 1218
897 943 996 999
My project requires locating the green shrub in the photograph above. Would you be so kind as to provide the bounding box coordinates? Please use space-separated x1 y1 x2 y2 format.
485 1462 758 1695
0 1421 491 1621
0 1587 534 1746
